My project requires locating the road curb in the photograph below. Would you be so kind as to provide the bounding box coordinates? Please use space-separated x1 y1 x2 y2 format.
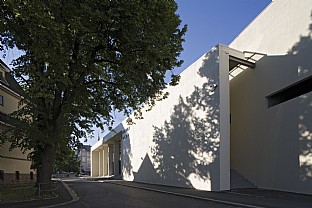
39 179 79 208
107 181 266 208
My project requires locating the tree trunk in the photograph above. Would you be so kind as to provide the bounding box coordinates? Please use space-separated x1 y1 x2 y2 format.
37 143 56 192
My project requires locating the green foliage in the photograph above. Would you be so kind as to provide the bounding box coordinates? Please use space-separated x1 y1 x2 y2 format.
53 145 80 173
0 0 186 182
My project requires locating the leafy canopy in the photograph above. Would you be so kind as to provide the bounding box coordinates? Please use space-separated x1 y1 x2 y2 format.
0 0 186 148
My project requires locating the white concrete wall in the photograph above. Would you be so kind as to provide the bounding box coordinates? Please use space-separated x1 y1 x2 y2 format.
121 45 230 191
229 0 312 194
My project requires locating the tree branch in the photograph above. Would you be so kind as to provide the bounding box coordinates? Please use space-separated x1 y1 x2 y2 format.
52 89 62 120
84 79 120 86
93 58 120 65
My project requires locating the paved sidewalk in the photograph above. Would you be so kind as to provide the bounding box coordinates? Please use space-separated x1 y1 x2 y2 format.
106 180 312 208
0 180 74 208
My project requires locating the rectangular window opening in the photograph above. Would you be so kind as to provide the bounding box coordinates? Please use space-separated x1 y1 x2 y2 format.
30 171 34 180
0 95 3 106
267 75 312 108
0 170 4 180
15 171 20 180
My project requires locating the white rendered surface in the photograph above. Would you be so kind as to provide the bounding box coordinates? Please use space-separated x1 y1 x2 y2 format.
230 0 312 194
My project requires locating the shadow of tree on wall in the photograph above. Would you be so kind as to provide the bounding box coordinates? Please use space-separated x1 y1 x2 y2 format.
120 125 134 180
289 15 312 187
230 12 312 193
133 153 161 183
298 101 312 186
149 48 223 190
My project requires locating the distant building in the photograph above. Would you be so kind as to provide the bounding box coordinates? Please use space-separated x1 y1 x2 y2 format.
92 0 312 195
77 145 91 175
0 59 36 185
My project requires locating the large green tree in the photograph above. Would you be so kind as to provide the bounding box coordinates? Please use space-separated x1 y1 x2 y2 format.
0 0 186 186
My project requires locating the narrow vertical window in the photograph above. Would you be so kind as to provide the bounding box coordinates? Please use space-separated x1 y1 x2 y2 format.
0 71 8 85
15 171 20 180
0 71 4 82
30 171 34 180
0 95 3 106
0 170 4 180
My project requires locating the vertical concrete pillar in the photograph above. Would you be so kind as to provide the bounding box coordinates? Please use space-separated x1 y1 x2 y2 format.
91 150 99 177
103 145 108 176
120 138 123 178
98 149 102 176
108 144 114 175
114 140 120 175
219 45 230 191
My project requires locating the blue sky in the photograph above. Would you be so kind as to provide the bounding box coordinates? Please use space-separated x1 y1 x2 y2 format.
174 0 272 75
1 1 272 146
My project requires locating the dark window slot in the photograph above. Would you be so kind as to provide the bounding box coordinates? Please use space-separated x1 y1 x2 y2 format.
15 171 20 180
0 170 4 180
267 76 312 108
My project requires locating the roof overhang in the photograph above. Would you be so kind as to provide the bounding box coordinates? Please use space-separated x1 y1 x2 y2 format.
229 55 255 71
91 123 124 151
227 47 256 72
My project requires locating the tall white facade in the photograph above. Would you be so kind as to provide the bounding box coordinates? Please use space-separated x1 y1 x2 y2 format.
92 0 312 194
229 0 312 194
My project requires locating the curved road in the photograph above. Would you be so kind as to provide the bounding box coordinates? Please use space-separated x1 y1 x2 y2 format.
64 179 235 208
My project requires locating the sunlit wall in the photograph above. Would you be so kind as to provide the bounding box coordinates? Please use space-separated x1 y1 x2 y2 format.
230 0 312 194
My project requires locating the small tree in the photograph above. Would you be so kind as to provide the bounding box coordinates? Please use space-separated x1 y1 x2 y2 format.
53 145 80 174
0 0 186 186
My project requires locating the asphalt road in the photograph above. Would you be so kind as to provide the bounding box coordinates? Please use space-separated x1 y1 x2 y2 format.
64 179 236 208
3 178 312 208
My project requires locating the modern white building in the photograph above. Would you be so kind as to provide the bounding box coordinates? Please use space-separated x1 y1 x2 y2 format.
92 0 312 194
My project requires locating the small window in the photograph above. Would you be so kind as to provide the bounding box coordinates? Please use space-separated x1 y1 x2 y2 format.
0 71 4 81
0 71 8 85
15 171 20 180
0 95 3 106
0 170 4 180
30 171 34 180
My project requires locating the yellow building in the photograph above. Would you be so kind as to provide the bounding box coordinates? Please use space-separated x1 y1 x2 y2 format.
0 59 36 185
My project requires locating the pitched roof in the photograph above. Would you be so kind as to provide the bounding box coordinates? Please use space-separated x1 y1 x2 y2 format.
0 59 24 96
